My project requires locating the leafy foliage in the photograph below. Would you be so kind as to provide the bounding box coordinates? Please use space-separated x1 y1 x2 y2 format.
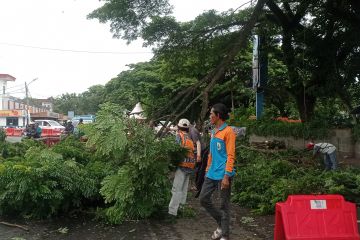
247 119 329 140
52 136 91 165
87 0 172 41
0 148 97 218
233 147 360 214
0 139 45 160
0 128 6 142
53 85 105 115
88 104 185 223
83 102 128 162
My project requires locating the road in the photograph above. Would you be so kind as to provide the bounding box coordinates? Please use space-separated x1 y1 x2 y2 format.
0 191 274 240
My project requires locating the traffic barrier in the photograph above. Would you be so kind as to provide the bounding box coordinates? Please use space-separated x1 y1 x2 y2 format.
41 128 52 137
274 195 360 240
5 128 15 136
13 128 24 136
41 128 62 137
52 129 62 136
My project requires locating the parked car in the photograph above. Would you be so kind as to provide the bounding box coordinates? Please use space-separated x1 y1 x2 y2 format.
34 119 65 132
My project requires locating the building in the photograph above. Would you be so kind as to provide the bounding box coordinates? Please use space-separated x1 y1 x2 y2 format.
32 97 54 112
0 74 59 127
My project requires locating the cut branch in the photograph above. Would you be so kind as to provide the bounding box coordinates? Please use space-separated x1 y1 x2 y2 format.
0 221 29 231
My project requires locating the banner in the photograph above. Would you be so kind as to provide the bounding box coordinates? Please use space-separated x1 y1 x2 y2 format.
0 110 24 117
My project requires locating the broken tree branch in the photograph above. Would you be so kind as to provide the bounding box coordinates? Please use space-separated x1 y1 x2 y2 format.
0 221 29 231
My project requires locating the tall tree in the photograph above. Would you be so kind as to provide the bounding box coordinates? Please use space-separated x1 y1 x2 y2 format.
89 0 266 127
88 0 360 122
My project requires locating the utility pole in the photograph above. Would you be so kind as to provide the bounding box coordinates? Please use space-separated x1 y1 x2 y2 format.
25 82 29 126
25 78 38 126
252 35 268 120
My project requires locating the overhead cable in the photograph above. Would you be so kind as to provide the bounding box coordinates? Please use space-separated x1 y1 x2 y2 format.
0 42 153 55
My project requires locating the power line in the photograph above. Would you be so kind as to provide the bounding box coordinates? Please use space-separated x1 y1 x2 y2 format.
6 90 25 95
6 83 25 90
6 87 26 94
0 42 153 55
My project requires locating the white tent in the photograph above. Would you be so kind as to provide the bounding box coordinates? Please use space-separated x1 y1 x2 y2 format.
129 102 146 120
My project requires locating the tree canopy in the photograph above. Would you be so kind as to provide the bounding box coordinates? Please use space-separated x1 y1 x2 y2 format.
54 0 360 125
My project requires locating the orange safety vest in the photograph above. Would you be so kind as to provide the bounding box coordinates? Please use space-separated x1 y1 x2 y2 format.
178 131 196 169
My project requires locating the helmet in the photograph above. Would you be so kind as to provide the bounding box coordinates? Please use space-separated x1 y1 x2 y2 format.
306 142 315 150
177 118 190 128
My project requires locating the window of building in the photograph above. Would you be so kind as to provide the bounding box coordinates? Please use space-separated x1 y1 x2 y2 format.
6 117 18 127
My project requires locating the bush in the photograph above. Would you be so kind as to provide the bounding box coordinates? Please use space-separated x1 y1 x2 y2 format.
232 147 360 214
52 136 91 164
100 121 184 224
0 139 45 159
244 119 330 139
0 128 6 142
82 103 186 224
0 147 98 218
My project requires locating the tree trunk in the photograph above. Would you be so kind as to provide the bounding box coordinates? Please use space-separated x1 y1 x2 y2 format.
293 89 316 122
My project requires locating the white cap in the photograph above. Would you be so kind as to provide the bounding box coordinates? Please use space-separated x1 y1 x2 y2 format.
178 118 190 128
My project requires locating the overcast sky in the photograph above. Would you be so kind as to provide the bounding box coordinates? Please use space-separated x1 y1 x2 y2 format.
0 0 247 99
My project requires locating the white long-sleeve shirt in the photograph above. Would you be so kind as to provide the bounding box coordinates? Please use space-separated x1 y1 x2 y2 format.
313 143 336 155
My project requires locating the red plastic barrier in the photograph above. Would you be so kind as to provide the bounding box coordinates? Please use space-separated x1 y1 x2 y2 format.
13 128 24 136
41 128 62 137
41 128 52 137
5 128 15 136
274 195 360 240
275 117 303 123
52 129 62 136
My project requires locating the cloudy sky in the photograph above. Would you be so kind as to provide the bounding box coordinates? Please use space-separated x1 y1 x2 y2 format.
0 0 247 99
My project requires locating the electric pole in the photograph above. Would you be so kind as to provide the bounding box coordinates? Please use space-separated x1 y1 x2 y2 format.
25 78 38 126
25 82 29 126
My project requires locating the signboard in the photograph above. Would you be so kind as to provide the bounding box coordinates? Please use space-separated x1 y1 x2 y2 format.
0 110 24 117
68 111 75 119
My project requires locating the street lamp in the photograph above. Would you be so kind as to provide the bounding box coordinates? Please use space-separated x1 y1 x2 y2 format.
25 78 38 125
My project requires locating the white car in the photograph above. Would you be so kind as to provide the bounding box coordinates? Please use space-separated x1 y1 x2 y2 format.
34 119 65 132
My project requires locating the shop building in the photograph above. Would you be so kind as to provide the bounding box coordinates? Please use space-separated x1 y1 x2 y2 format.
0 74 56 127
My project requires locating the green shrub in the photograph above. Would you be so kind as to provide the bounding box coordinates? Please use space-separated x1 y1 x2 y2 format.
52 136 91 164
0 139 45 159
245 119 330 139
80 103 186 224
0 147 98 218
0 128 6 142
232 147 360 214
100 121 184 224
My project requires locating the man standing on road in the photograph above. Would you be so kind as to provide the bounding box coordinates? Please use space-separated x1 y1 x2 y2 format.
168 118 196 217
199 103 236 240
